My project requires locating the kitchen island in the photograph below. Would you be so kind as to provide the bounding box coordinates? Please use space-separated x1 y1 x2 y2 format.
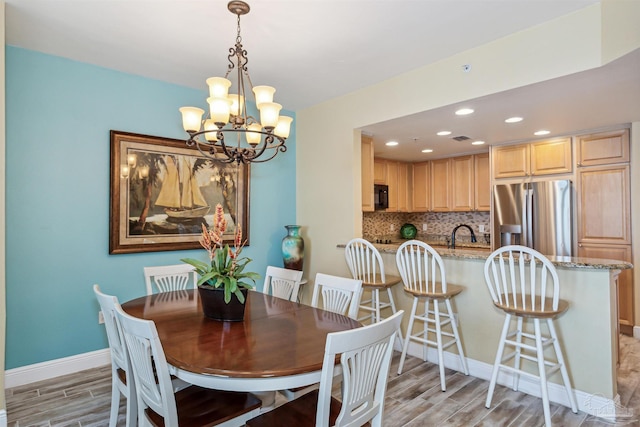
337 241 632 417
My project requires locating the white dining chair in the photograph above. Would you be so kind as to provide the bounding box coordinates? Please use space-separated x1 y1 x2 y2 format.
484 245 578 427
344 238 404 346
93 284 137 427
310 272 363 320
262 265 303 302
114 303 262 427
247 310 403 427
395 240 469 391
143 263 197 295
279 273 363 402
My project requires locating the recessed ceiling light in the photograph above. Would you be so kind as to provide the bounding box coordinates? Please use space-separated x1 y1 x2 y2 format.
437 131 452 136
455 108 474 116
505 117 523 123
534 130 550 136
385 141 399 146
421 149 433 153
471 140 485 145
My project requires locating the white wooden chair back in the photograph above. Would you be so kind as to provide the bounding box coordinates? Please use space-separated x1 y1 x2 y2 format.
143 264 197 295
262 266 303 301
344 238 386 282
114 304 180 426
93 284 136 427
396 240 447 293
484 245 560 312
311 273 363 320
317 310 403 427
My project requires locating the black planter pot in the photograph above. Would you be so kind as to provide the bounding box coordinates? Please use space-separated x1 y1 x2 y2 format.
198 286 248 321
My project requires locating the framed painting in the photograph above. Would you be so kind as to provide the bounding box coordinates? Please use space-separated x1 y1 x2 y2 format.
109 130 250 254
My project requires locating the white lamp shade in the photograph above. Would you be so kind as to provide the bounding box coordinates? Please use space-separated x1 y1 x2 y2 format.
274 116 293 138
246 123 262 146
206 77 232 98
207 97 231 125
259 102 282 129
227 93 245 116
252 86 276 107
179 107 205 132
203 119 218 142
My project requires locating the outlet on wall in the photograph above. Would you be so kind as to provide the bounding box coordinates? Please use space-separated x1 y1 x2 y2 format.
478 224 485 232
390 224 395 231
422 223 427 231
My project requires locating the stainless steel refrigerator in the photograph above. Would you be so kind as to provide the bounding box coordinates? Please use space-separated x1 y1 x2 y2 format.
492 180 572 256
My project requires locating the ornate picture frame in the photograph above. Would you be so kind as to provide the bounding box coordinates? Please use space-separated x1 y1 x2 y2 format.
109 131 250 254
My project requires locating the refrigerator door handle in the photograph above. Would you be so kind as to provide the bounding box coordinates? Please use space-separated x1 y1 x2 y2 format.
524 187 533 248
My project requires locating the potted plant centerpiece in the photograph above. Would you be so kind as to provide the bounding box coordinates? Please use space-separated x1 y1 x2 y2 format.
182 203 259 321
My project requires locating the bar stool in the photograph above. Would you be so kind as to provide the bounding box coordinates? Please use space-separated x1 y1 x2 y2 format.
484 245 578 427
395 240 469 391
344 238 404 346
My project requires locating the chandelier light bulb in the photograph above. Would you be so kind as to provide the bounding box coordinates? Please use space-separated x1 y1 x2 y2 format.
252 86 276 107
206 77 232 98
246 123 262 145
208 97 231 125
203 119 218 142
274 116 293 138
179 107 205 132
227 93 245 117
259 102 282 129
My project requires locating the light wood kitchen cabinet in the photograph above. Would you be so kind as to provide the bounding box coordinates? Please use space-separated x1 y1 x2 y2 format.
474 153 490 211
398 162 409 212
493 138 572 178
451 155 474 211
374 158 387 184
412 161 430 212
431 158 451 211
578 243 633 334
577 164 631 245
577 129 630 167
386 161 398 212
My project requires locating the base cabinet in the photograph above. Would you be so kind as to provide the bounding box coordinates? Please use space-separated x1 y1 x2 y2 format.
578 243 633 334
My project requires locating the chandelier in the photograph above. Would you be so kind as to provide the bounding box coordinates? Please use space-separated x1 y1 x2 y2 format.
179 1 292 164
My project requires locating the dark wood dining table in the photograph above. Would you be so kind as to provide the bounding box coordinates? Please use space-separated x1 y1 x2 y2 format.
121 289 361 392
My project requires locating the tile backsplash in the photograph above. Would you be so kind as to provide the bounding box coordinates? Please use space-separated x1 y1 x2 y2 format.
363 211 491 244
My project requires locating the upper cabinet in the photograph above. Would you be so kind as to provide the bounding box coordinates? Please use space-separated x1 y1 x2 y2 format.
493 138 572 179
361 136 374 212
431 158 451 212
412 161 431 212
451 155 474 211
374 158 387 184
409 153 489 213
577 129 630 167
370 157 409 213
473 153 490 211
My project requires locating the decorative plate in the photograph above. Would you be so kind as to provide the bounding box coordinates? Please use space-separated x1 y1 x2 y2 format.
400 223 418 239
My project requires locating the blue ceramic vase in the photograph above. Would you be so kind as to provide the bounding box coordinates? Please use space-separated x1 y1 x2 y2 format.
282 225 304 271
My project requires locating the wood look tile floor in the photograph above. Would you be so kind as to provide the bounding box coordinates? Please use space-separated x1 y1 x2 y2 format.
7 334 640 426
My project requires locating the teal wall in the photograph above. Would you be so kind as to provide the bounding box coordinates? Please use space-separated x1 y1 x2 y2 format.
4 46 297 369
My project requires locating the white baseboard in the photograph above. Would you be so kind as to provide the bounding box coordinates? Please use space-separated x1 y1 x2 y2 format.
4 349 110 389
404 342 625 419
633 326 640 339
0 409 7 427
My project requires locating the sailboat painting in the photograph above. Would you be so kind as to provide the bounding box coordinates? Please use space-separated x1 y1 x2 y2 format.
109 131 249 254
155 156 210 219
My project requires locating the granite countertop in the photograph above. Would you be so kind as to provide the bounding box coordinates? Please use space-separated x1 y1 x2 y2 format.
339 240 633 271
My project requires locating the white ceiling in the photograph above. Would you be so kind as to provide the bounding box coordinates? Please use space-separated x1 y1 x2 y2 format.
6 0 639 161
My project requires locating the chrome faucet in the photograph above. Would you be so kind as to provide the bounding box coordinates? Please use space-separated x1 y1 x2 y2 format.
450 224 477 249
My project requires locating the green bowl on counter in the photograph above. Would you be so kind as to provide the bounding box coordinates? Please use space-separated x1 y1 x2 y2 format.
400 223 418 239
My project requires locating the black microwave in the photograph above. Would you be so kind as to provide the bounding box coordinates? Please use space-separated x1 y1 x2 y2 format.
374 184 389 210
